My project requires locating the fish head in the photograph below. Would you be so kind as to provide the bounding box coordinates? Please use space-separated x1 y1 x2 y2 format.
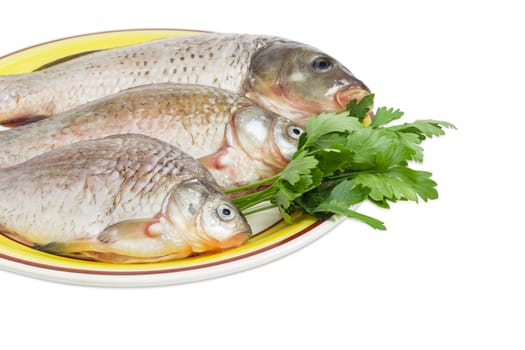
163 179 252 252
246 40 371 124
229 106 303 170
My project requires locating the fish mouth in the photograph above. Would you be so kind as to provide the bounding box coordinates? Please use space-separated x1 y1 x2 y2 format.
219 232 251 249
334 85 371 109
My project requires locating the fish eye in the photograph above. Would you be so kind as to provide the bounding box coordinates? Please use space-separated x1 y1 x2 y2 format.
217 203 236 221
287 125 304 140
311 56 334 73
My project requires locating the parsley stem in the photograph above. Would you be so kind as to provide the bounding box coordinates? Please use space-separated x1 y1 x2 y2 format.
224 173 281 194
231 186 277 210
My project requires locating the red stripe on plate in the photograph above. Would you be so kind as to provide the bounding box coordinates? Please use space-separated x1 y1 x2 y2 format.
0 220 324 276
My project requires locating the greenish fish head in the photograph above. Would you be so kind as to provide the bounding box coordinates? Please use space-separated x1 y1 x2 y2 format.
164 179 252 252
246 40 371 125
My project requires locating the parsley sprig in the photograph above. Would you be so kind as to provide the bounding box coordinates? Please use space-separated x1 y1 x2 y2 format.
226 95 455 230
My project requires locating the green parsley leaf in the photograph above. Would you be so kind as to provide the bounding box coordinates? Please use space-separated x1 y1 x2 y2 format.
389 119 456 140
386 166 438 201
302 112 362 149
279 151 318 186
343 127 395 170
397 132 424 162
314 146 354 176
371 107 404 127
353 172 419 202
347 93 375 121
315 201 386 230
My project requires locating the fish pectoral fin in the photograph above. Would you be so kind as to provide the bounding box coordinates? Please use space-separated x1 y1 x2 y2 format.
95 218 192 262
34 218 176 262
98 218 161 243
34 218 160 256
198 151 224 171
199 148 252 188
199 146 247 170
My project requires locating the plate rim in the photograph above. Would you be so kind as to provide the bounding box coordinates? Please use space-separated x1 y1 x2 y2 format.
0 28 208 61
0 217 344 287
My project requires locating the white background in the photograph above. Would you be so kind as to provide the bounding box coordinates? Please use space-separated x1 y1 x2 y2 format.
1 1 524 349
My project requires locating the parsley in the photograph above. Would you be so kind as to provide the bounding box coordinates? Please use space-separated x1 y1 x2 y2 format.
226 96 455 230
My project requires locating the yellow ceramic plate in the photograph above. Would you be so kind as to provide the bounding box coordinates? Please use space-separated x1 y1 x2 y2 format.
0 29 344 287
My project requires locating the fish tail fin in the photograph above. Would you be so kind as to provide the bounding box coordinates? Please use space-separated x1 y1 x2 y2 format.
0 75 47 128
34 241 90 254
34 240 104 261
